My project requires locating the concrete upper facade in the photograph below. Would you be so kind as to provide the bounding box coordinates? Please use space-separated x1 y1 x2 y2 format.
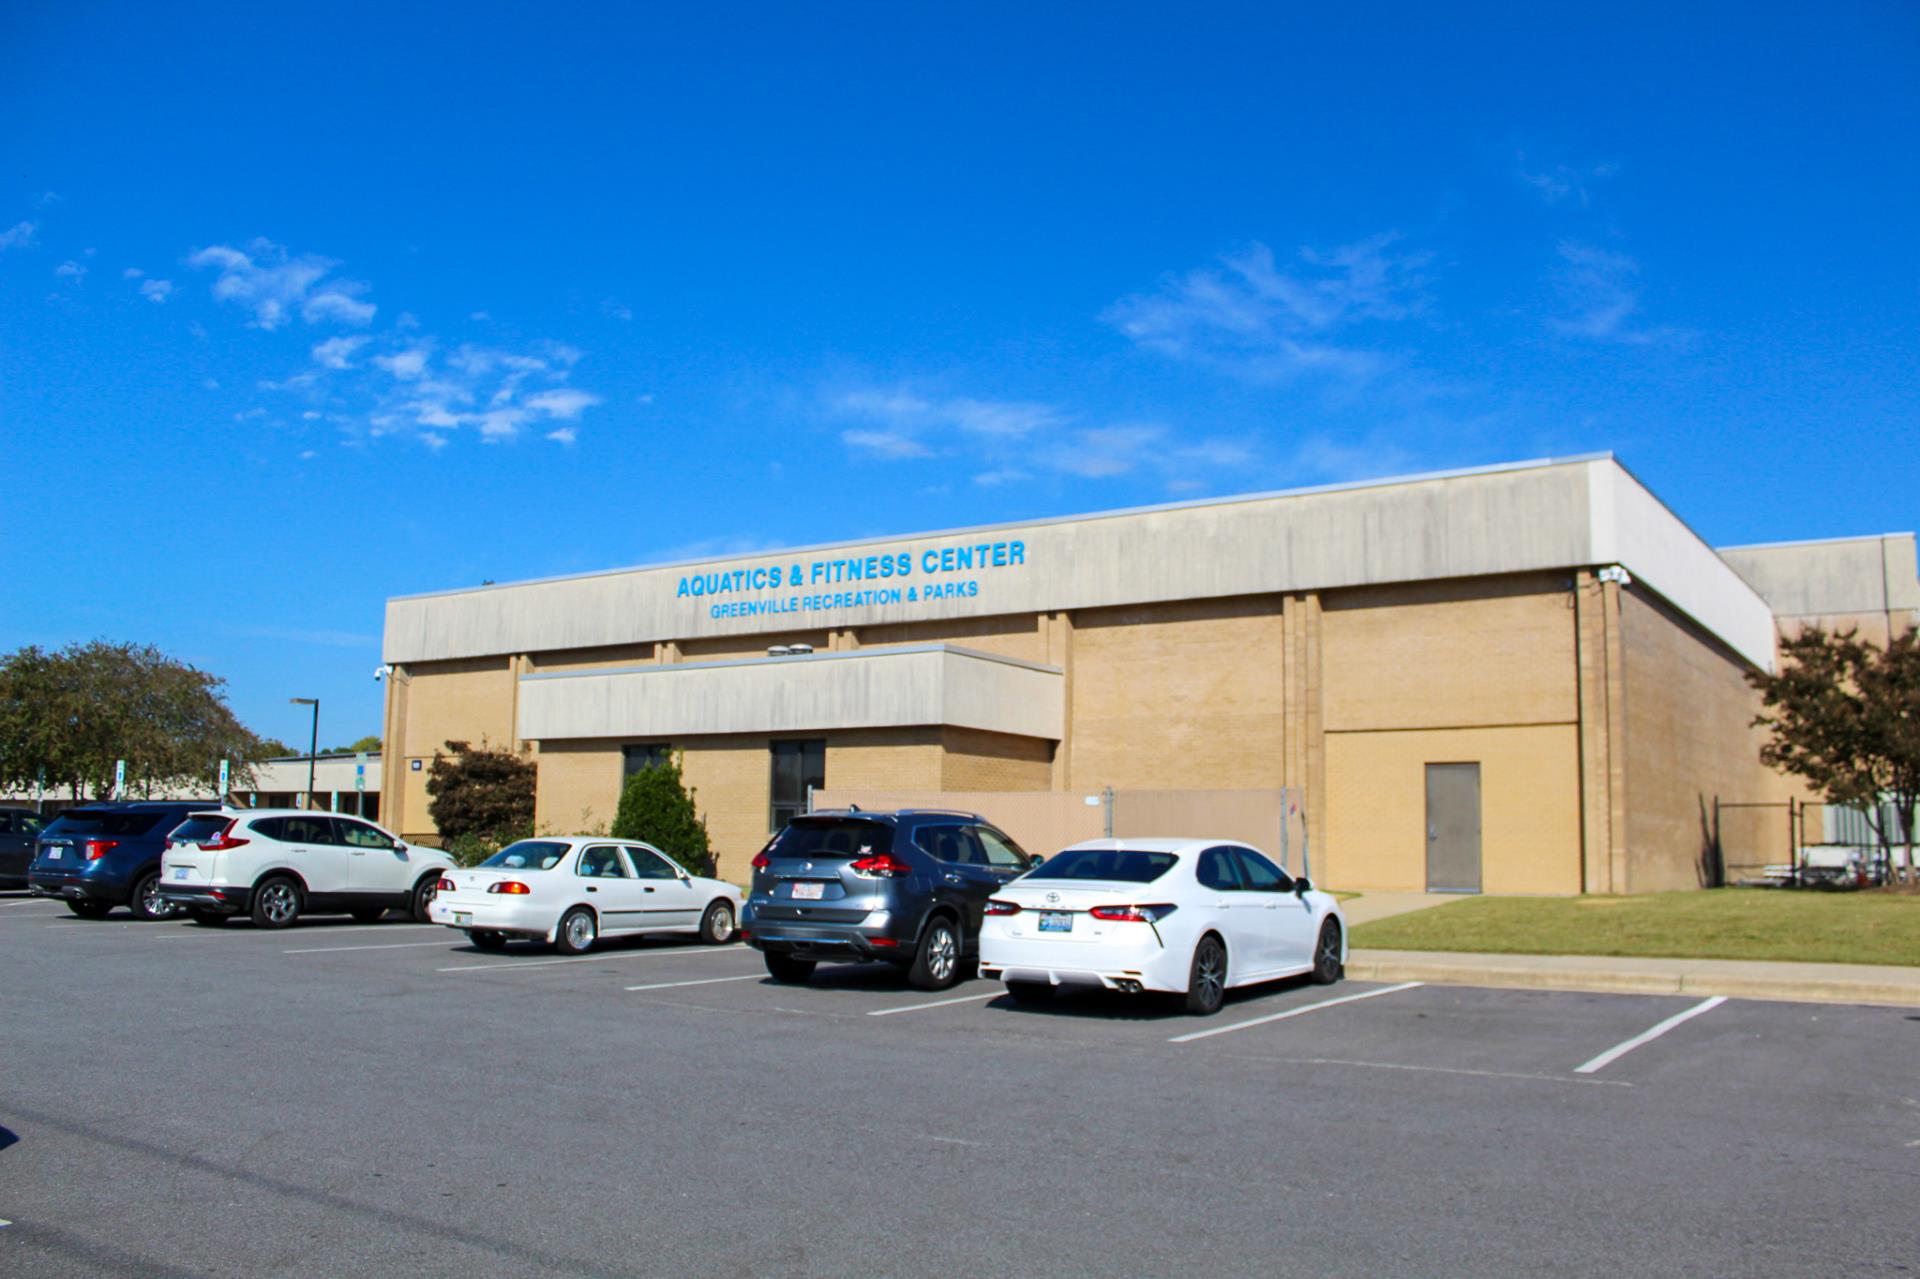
385 455 1780 671
1720 533 1920 627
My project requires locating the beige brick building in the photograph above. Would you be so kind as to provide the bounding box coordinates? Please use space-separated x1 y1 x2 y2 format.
378 455 1917 892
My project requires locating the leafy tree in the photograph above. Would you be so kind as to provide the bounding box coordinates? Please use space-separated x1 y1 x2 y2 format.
425 739 535 849
610 754 712 875
1750 627 1920 883
258 738 297 758
0 641 267 799
322 735 383 756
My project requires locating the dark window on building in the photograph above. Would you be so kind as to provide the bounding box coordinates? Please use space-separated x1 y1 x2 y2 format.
769 739 826 832
623 744 671 779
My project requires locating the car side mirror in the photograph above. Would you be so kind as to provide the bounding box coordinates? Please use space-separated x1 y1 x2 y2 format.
1294 877 1312 894
1026 855 1045 870
395 843 408 854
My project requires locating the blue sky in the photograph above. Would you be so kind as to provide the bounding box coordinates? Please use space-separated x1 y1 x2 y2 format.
2 2 1916 745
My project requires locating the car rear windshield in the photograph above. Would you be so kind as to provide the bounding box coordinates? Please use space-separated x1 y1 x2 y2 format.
42 810 167 838
169 815 231 843
481 840 571 870
1025 848 1179 883
763 819 894 860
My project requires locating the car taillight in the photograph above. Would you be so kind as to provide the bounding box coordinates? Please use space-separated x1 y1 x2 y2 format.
437 877 457 893
198 820 249 852
984 898 1022 916
488 881 531 895
1088 903 1178 923
750 850 770 870
849 853 913 878
83 839 120 860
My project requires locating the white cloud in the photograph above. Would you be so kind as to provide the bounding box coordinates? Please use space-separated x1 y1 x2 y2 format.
1548 241 1680 345
311 334 370 369
36 191 60 207
601 298 633 321
188 238 375 330
1516 155 1619 207
1104 235 1428 381
0 221 36 250
476 408 526 441
123 267 144 279
524 387 602 419
54 260 85 279
202 378 220 390
299 450 317 460
421 433 449 451
139 278 173 302
545 427 578 445
374 346 432 380
842 428 934 459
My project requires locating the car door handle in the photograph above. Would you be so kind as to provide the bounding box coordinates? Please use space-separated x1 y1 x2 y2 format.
943 873 964 883
643 886 655 893
586 886 597 893
350 850 366 856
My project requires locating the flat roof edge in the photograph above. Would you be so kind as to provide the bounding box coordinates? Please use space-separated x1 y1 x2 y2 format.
518 642 1065 682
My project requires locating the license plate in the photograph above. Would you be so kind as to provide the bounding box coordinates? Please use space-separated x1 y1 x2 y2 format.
47 848 62 861
173 867 188 880
1038 912 1073 933
791 882 826 900
454 911 472 925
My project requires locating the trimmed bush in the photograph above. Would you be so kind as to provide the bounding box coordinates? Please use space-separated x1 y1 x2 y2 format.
610 755 712 876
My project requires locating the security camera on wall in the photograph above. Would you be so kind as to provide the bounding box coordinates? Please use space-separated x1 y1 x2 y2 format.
374 664 392 682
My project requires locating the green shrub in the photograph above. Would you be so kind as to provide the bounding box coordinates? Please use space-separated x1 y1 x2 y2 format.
425 739 535 851
610 755 712 876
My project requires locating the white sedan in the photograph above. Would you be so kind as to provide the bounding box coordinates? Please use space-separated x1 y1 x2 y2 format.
428 837 743 954
977 838 1346 1015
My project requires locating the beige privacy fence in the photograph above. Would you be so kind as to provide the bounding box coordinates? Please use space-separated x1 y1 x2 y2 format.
808 787 1313 877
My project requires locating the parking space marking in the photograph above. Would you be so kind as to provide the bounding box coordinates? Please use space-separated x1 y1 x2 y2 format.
624 974 762 993
866 992 999 1017
1574 995 1727 1074
437 945 745 974
154 924 442 940
283 940 461 955
1222 1054 1632 1088
1168 981 1425 1044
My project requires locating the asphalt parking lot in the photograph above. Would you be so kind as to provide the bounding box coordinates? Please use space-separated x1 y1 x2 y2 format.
1 894 1915 1278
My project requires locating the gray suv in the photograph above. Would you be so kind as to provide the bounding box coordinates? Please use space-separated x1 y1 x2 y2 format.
742 809 1038 991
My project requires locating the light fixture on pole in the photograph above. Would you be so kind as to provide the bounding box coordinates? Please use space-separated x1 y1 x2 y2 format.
290 697 319 810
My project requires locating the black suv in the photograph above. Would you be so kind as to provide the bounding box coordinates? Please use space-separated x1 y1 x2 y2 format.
28 802 209 919
742 809 1039 991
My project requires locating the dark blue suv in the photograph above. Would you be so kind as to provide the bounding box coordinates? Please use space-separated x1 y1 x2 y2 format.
28 802 209 920
743 809 1039 990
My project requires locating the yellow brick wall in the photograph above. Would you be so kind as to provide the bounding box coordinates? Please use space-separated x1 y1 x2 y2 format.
1068 596 1284 789
1324 725 1582 894
529 643 657 672
940 728 1053 790
856 613 1048 663
400 657 517 758
532 739 624 836
1619 587 1777 891
680 631 832 661
676 735 773 885
1320 573 1578 732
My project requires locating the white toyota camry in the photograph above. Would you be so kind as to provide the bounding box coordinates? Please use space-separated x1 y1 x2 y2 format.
977 838 1346 1015
427 837 743 954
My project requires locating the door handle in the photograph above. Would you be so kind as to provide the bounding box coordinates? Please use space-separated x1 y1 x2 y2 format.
586 886 597 893
644 886 655 893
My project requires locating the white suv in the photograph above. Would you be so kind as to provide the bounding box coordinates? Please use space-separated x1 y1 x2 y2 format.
157 809 455 929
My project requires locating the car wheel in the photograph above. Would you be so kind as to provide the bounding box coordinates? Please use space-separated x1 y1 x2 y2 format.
1183 934 1227 1015
1311 919 1344 985
66 900 111 920
129 872 175 921
699 900 735 945
250 877 302 929
908 917 962 991
764 952 815 984
408 875 439 923
554 906 597 955
468 929 507 951
187 910 226 927
1005 980 1053 1006
349 906 386 924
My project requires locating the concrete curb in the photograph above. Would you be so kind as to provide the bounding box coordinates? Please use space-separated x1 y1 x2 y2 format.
1348 949 1920 1008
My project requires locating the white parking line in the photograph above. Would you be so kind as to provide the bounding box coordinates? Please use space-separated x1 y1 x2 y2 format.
866 992 999 1017
624 974 762 993
283 940 460 955
438 946 743 974
1574 996 1727 1074
154 924 442 940
1168 981 1425 1044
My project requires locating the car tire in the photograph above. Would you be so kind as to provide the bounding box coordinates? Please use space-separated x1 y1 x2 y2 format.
1183 934 1227 1016
554 906 597 955
468 929 507 951
250 877 302 929
407 874 439 923
907 916 962 991
699 900 735 945
129 872 174 921
1005 980 1053 1006
1311 919 1344 986
66 900 111 920
764 952 815 984
349 906 386 924
187 910 226 927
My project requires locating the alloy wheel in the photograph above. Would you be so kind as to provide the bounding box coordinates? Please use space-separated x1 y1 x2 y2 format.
140 876 172 919
1196 941 1225 1006
927 924 957 983
565 910 595 951
260 882 297 925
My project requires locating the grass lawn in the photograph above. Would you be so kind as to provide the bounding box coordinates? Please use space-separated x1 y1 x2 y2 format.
1349 888 1920 967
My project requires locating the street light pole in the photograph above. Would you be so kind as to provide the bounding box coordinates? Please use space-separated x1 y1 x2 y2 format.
291 697 319 810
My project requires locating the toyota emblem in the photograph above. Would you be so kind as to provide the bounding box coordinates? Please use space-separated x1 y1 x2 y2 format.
1045 891 1060 904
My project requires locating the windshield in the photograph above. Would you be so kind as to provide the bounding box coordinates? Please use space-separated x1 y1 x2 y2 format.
762 818 893 860
1024 847 1179 883
43 810 168 838
481 840 571 870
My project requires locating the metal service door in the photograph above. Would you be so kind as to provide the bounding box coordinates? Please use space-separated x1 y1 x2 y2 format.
1425 763 1482 893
